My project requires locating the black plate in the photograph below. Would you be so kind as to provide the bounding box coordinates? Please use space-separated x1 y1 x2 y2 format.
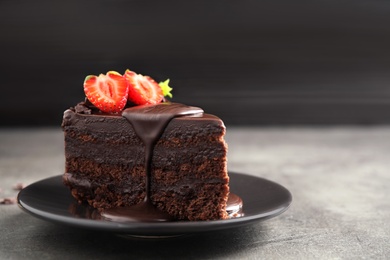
18 172 292 236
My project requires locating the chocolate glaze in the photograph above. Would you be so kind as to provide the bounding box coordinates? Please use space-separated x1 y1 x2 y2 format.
101 201 173 222
226 193 244 218
62 102 223 131
121 103 204 203
102 103 204 222
85 193 243 222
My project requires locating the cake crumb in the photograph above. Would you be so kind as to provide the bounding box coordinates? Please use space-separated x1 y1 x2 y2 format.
0 197 17 205
13 183 25 191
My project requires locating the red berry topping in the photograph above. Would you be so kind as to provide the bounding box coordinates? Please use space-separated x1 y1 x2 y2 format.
124 69 164 105
84 71 128 113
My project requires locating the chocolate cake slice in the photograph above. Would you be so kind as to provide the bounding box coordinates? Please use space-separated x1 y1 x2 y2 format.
62 102 229 221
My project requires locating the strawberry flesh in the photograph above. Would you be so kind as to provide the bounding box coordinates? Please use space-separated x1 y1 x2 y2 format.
124 69 163 105
84 71 128 113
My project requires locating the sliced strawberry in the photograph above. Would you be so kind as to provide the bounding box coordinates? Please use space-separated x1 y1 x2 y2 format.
84 71 128 113
124 69 163 105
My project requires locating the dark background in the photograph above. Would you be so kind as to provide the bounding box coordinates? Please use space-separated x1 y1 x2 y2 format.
1 0 390 126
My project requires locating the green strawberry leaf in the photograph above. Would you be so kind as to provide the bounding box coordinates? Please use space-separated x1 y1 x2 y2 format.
159 79 173 98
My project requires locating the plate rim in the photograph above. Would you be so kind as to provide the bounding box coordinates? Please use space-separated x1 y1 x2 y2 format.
18 172 292 235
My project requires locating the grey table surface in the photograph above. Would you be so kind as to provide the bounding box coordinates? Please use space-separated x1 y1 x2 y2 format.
1 127 389 260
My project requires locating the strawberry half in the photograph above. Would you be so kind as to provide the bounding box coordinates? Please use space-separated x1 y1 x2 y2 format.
124 69 163 105
84 71 128 113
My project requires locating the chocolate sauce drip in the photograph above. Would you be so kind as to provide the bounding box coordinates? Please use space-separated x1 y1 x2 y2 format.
101 103 204 222
72 193 243 221
121 103 204 202
99 201 173 222
226 193 244 218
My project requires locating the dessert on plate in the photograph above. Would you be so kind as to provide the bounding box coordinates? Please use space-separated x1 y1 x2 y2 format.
62 69 231 221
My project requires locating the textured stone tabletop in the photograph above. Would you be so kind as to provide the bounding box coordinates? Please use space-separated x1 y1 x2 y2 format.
1 127 389 259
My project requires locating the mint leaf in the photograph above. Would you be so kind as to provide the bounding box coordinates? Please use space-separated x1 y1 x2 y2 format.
159 79 173 98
